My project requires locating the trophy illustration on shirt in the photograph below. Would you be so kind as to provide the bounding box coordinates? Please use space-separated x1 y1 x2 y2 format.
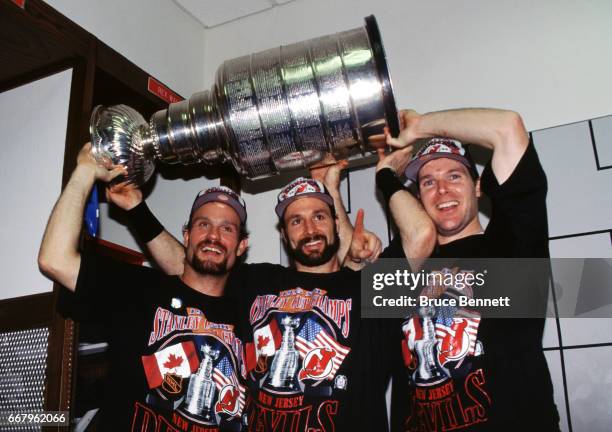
413 306 449 385
266 316 300 391
184 345 220 421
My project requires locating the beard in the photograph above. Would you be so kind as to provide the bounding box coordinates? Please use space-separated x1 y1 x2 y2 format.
286 231 340 267
188 240 230 276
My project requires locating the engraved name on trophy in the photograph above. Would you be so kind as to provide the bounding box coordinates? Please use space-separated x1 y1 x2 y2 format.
89 15 398 185
266 316 301 391
413 306 449 385
184 345 220 421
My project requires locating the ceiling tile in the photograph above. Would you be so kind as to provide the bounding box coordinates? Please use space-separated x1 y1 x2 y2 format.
175 0 273 28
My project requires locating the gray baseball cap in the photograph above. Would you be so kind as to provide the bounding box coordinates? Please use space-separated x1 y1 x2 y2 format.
189 186 247 224
275 177 334 219
404 138 478 182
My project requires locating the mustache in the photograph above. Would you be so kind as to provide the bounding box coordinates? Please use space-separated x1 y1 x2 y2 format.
296 234 327 249
196 239 227 254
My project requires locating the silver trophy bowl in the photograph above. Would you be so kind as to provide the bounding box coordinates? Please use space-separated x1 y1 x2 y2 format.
90 105 157 184
90 15 398 185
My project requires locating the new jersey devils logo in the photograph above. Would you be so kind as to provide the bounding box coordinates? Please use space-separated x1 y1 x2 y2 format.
298 347 336 381
438 319 471 365
215 385 240 416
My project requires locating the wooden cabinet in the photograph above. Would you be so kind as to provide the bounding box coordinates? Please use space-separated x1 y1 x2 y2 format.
0 1 183 429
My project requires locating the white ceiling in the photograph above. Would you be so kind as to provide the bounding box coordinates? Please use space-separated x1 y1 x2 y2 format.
174 0 297 28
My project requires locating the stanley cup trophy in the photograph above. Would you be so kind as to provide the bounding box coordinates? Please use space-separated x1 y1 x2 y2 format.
183 345 220 422
414 306 449 385
266 316 301 391
89 16 399 185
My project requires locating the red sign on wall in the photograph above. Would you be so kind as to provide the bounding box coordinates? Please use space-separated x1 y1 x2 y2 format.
147 77 183 104
12 0 26 9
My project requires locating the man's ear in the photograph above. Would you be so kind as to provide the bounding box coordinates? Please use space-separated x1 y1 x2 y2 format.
183 227 190 247
237 238 248 257
280 227 287 244
475 178 482 198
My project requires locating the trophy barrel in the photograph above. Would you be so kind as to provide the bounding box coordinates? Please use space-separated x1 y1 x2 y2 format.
214 14 398 178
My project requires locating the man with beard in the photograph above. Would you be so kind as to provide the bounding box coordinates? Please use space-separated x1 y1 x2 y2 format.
374 108 560 431
276 177 341 268
117 161 435 430
38 143 249 431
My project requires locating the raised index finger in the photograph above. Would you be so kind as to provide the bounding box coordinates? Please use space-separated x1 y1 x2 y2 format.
354 208 365 233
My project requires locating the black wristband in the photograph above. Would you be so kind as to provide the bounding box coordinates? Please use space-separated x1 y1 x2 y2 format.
126 201 164 243
376 168 404 204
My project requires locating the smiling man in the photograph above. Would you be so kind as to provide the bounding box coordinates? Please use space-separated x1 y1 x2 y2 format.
376 108 560 431
275 177 340 271
183 187 249 281
38 144 249 431
238 177 368 431
407 138 483 244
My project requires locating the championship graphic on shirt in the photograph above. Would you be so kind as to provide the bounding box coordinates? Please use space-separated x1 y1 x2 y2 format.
135 306 246 431
401 268 491 431
245 287 352 432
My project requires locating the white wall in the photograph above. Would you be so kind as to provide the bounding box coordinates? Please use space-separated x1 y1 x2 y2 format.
0 69 72 300
44 0 206 98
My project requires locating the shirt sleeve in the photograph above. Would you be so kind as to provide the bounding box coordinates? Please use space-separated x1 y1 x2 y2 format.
66 247 136 321
480 141 550 257
380 236 405 259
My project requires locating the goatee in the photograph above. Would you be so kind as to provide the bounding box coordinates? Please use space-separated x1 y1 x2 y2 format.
286 232 340 267
189 240 230 276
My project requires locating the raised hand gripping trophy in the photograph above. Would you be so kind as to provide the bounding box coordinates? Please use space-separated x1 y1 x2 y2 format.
90 15 398 185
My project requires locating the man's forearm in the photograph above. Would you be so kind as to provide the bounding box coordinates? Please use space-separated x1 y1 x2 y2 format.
124 201 185 275
412 108 524 149
376 168 435 269
38 165 95 291
328 187 353 263
147 231 185 275
309 158 354 264
389 189 435 266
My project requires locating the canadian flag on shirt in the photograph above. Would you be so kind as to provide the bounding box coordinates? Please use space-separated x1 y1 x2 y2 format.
142 341 199 389
245 319 282 371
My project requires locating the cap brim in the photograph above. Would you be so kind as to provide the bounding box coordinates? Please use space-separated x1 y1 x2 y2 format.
275 193 335 219
404 153 472 183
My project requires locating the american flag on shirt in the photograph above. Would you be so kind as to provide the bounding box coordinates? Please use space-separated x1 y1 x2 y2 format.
295 317 350 380
213 355 246 411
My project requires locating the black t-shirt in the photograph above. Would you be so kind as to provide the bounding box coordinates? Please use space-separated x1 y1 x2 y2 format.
69 250 247 431
383 143 560 431
227 263 394 432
